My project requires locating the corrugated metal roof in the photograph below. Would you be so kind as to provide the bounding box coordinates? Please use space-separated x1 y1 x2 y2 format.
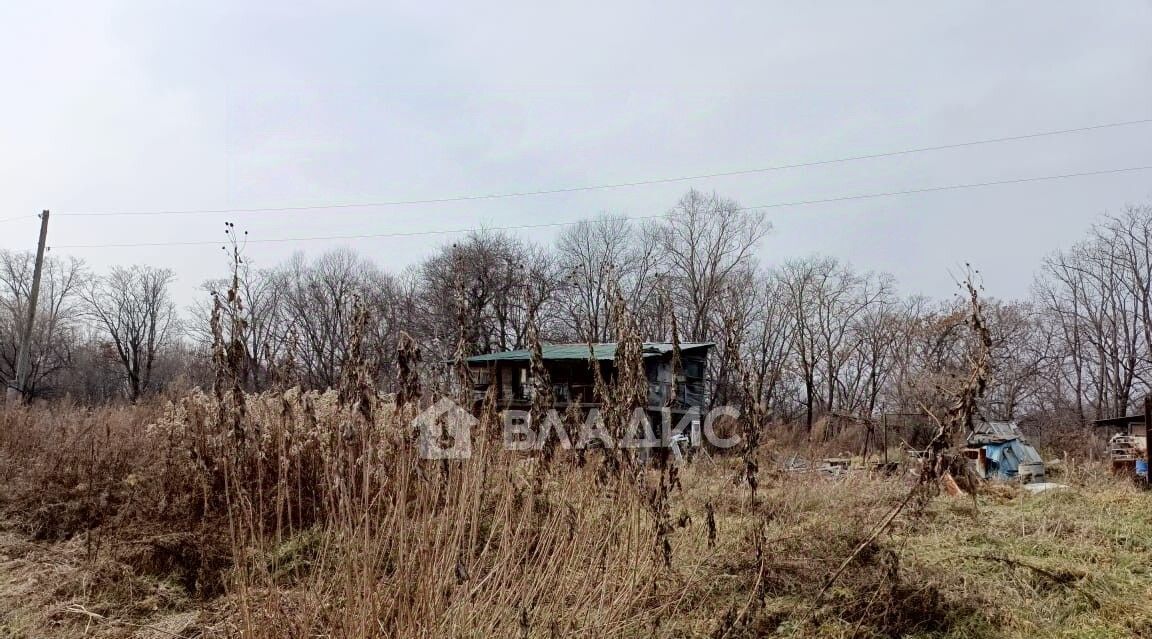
1093 414 1146 427
466 342 714 363
1013 440 1044 465
970 421 1022 441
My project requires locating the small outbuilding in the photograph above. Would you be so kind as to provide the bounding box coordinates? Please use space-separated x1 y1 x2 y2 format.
963 421 1045 483
1093 409 1150 478
464 341 714 415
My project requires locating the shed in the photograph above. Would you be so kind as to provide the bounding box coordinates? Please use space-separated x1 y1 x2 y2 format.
1092 409 1150 477
963 421 1045 482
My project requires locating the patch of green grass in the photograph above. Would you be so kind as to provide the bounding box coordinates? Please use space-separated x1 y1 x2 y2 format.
899 485 1152 639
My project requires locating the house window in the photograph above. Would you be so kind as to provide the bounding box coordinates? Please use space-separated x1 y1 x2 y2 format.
683 360 705 380
512 368 530 400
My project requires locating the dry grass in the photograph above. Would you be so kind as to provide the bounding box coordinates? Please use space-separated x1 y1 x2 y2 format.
1 394 1150 638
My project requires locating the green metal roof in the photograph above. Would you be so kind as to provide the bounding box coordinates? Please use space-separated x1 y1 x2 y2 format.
466 342 714 364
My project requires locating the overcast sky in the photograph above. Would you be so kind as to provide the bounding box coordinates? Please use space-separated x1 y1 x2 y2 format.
2 1 1151 308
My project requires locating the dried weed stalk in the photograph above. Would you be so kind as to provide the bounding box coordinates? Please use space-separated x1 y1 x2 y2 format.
720 309 764 502
817 270 992 604
525 283 557 466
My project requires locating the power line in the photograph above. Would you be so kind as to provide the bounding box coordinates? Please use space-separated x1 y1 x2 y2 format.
49 163 1152 249
52 116 1152 218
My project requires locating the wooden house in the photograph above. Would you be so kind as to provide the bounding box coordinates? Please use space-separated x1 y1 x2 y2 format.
464 342 714 416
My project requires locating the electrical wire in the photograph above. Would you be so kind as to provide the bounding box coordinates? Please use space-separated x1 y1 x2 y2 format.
49 163 1152 249
49 116 1152 218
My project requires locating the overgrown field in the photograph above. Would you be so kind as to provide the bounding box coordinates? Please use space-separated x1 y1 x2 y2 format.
0 394 1149 639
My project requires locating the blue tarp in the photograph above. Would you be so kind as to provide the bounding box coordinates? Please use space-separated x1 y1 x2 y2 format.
981 439 1042 479
986 443 1006 464
968 421 1045 482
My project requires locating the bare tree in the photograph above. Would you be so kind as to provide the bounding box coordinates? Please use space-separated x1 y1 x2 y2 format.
418 231 561 354
656 190 770 341
7 187 1148 431
982 301 1051 420
844 297 906 418
1034 208 1151 419
555 215 661 342
82 265 177 402
190 262 286 392
715 266 795 413
0 251 89 398
778 257 892 427
274 248 399 390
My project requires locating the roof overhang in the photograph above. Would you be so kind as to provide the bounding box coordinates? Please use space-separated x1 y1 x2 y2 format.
466 342 716 364
1093 414 1147 428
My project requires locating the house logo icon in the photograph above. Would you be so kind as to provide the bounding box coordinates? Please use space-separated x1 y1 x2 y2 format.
414 397 476 459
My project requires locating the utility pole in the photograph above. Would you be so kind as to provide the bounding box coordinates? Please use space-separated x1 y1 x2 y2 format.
6 210 50 404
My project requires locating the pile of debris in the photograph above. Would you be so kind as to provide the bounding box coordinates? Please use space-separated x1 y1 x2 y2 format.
1093 411 1149 478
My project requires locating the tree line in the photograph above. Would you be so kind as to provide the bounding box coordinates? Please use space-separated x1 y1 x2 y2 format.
2 190 1150 429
